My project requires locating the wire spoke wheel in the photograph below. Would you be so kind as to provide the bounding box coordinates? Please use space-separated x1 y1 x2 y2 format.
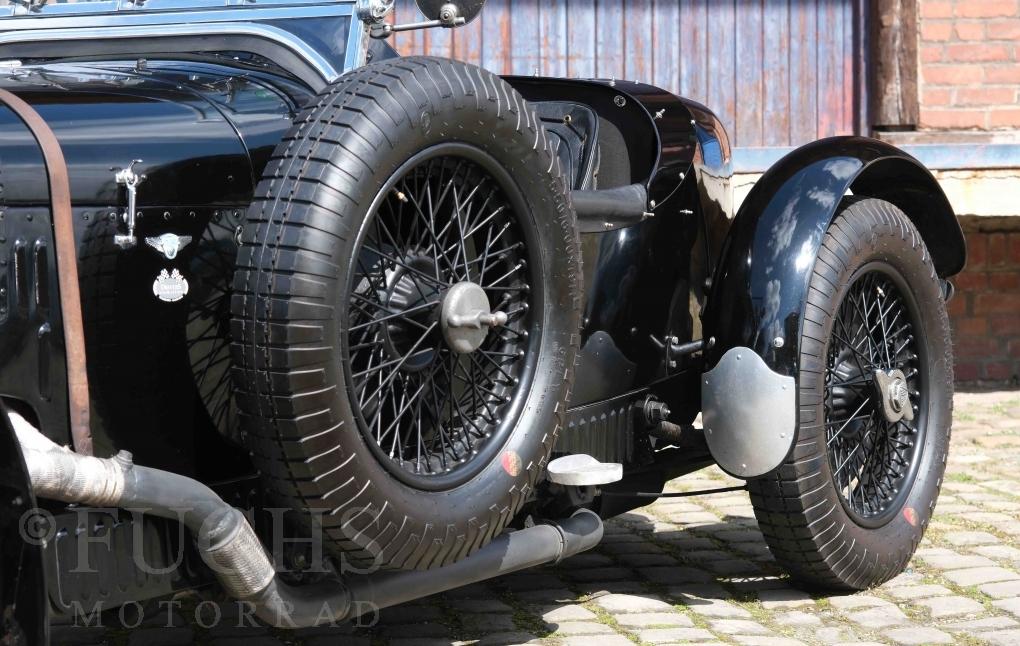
344 152 534 488
187 215 241 444
824 265 925 527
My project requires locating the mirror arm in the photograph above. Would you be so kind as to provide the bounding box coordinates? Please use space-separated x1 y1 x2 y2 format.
370 16 466 38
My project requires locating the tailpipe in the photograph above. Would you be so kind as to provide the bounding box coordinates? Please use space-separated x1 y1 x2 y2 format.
13 418 603 628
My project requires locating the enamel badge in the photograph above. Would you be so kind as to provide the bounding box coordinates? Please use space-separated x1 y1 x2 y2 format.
152 268 189 303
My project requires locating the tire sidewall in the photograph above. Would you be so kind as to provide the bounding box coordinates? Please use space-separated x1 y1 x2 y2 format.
804 199 952 583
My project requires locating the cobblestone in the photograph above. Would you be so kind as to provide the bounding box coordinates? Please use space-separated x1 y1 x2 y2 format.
59 391 1020 645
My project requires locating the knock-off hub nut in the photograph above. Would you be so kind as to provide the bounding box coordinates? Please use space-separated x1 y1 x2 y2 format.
441 282 508 354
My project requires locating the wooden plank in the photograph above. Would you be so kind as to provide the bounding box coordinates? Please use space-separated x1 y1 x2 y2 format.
452 13 484 66
735 0 764 147
652 0 681 95
707 0 736 142
817 0 845 138
511 0 542 75
789 0 818 144
870 0 917 129
480 0 511 74
566 0 597 78
680 0 709 103
763 0 791 146
393 0 424 57
596 0 625 79
624 0 654 84
540 0 570 77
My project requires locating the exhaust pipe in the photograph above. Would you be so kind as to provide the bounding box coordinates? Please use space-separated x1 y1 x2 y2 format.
14 420 603 628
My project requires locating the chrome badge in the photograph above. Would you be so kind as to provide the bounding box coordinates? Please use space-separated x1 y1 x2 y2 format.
152 268 189 303
145 233 193 260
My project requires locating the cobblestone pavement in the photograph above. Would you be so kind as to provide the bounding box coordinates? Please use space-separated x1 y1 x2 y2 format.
54 391 1020 646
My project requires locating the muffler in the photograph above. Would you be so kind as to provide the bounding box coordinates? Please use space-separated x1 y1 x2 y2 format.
13 419 603 628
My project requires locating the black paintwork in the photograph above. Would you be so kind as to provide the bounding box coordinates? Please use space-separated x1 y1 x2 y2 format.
702 136 965 377
508 78 731 422
0 45 968 622
0 60 310 474
0 401 47 646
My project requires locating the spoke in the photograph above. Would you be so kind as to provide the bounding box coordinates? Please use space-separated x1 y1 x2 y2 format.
826 398 873 447
348 300 437 332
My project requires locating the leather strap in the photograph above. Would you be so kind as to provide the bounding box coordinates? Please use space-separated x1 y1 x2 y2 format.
0 88 92 455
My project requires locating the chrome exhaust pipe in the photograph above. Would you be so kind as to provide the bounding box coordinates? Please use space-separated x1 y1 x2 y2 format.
13 418 603 628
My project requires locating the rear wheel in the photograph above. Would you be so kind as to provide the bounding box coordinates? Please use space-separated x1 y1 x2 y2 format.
231 57 582 571
750 197 953 590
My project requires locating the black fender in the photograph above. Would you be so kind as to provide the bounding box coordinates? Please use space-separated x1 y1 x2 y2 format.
698 136 963 479
703 136 963 377
0 401 48 646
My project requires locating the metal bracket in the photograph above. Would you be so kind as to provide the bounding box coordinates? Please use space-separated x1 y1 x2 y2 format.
369 2 466 38
112 160 145 250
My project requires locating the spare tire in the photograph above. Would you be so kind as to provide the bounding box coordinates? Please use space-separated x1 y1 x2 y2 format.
231 57 582 571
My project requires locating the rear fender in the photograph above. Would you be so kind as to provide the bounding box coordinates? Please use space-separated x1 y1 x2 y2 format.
699 136 964 478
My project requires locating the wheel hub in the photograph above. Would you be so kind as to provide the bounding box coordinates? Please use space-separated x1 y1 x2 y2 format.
872 368 914 424
440 282 508 354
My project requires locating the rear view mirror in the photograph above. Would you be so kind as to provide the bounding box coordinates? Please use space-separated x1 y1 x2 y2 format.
414 0 486 26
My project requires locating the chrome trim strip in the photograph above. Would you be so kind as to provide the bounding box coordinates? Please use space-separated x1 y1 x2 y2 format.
343 15 369 72
0 21 347 84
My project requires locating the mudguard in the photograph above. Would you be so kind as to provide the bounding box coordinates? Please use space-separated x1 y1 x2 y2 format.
700 136 964 478
0 401 48 646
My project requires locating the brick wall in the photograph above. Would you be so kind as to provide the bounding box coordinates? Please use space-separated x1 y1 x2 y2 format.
950 217 1020 387
919 0 1020 129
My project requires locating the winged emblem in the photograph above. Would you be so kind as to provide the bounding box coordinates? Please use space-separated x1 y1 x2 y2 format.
145 233 193 260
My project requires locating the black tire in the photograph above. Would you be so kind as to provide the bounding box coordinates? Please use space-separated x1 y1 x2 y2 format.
231 57 582 571
749 197 953 590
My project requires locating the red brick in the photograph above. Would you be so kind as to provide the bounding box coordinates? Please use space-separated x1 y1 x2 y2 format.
924 64 986 84
988 18 1020 39
949 293 969 317
954 271 988 290
1011 234 1020 264
945 43 1012 62
968 234 989 269
956 336 1001 357
923 87 953 106
1009 340 1020 358
923 21 954 41
955 21 987 40
954 360 982 382
922 1 954 18
956 86 1018 105
921 108 986 129
990 273 1020 290
990 233 1009 266
956 0 1018 18
987 65 1020 83
990 314 1020 335
983 361 1015 381
990 108 1020 127
974 292 1020 314
953 316 989 336
922 45 945 63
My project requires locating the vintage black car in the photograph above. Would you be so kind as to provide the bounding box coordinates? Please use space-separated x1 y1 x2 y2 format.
0 0 966 642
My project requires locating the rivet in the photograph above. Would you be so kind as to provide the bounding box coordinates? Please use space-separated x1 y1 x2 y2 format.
736 354 742 360
25 214 32 221
614 95 626 107
773 337 785 348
